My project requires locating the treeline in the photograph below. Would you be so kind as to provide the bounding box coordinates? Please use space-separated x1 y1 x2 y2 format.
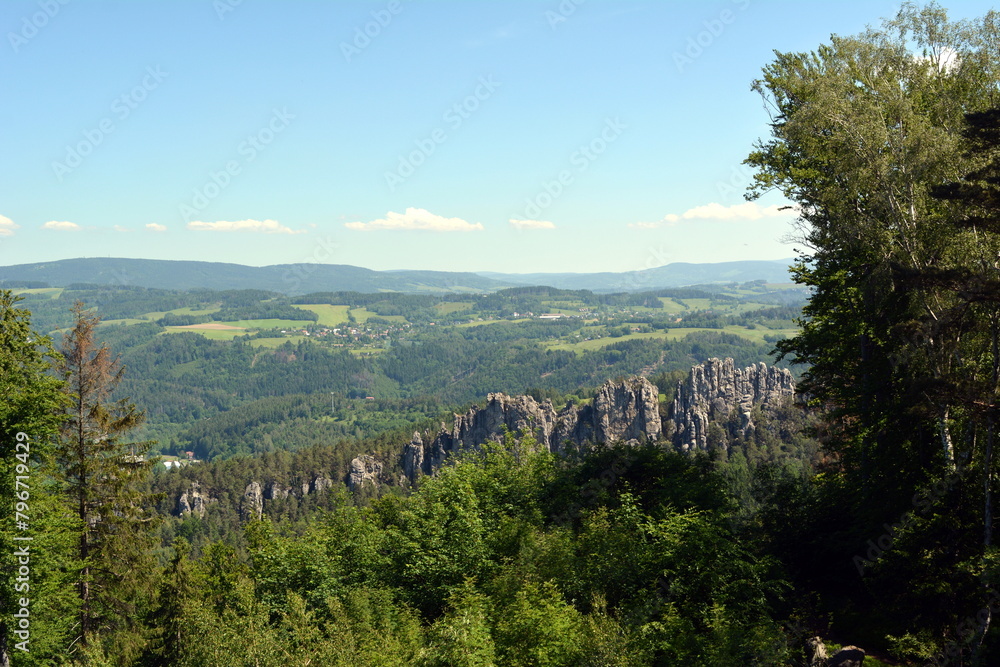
148 441 802 665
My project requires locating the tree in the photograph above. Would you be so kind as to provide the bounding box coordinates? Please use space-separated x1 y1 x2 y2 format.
748 2 1000 507
927 108 1000 550
746 1 1000 653
58 302 159 662
0 292 70 665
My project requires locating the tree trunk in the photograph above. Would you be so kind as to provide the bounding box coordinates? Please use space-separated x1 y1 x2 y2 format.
942 407 955 468
0 622 10 667
986 416 994 548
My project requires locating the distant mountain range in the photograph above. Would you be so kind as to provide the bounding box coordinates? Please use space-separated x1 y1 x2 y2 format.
479 260 795 292
0 258 794 294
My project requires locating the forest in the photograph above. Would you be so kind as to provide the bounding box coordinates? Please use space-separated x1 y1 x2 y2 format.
7 3 1000 665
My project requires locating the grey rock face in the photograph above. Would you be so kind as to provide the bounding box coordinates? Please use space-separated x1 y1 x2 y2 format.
349 455 382 491
241 481 263 521
312 476 334 494
592 376 662 443
403 377 663 482
177 481 213 517
671 357 794 452
403 431 424 481
266 482 290 500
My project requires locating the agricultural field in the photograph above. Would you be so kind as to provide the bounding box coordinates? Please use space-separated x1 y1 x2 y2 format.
138 305 221 321
164 324 247 340
350 307 407 323
12 287 64 298
294 304 351 326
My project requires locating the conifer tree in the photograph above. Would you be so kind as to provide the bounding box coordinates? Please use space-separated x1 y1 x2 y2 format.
926 108 1000 552
58 302 160 662
0 292 69 665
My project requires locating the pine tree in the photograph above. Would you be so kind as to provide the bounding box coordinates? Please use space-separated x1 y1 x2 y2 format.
0 292 70 665
58 302 160 662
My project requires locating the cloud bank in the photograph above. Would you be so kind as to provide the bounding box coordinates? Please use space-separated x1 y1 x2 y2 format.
187 219 304 234
345 208 484 232
509 218 556 230
0 215 19 237
42 220 82 231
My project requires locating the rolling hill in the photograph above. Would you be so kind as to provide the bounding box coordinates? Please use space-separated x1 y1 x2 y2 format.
0 257 794 294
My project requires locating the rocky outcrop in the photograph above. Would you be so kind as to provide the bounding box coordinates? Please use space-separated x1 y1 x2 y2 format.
312 476 334 494
592 376 662 443
403 377 663 481
829 645 865 667
807 637 828 667
266 481 290 500
241 481 263 521
175 471 342 522
403 432 424 480
671 358 794 452
177 482 214 517
349 456 382 491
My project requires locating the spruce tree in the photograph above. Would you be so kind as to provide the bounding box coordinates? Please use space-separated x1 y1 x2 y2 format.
0 292 70 665
58 302 160 663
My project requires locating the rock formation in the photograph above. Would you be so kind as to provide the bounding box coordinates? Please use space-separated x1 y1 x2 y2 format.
807 637 828 667
671 357 794 452
312 476 334 494
266 481 290 500
175 471 340 521
829 645 865 667
403 376 663 481
241 481 263 520
591 376 662 443
349 455 383 491
177 481 213 517
403 432 424 481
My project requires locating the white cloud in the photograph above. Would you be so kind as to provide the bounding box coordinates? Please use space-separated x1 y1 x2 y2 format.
345 208 484 232
509 218 556 230
146 223 168 232
186 219 304 234
0 215 19 237
114 225 132 233
42 220 82 231
629 202 798 229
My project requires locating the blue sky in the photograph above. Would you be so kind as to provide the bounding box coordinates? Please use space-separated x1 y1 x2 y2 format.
0 0 991 273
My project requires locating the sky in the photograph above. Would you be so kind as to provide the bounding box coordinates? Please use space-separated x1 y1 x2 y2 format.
0 0 993 274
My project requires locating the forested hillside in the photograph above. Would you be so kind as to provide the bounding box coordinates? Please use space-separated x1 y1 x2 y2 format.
7 4 1000 666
